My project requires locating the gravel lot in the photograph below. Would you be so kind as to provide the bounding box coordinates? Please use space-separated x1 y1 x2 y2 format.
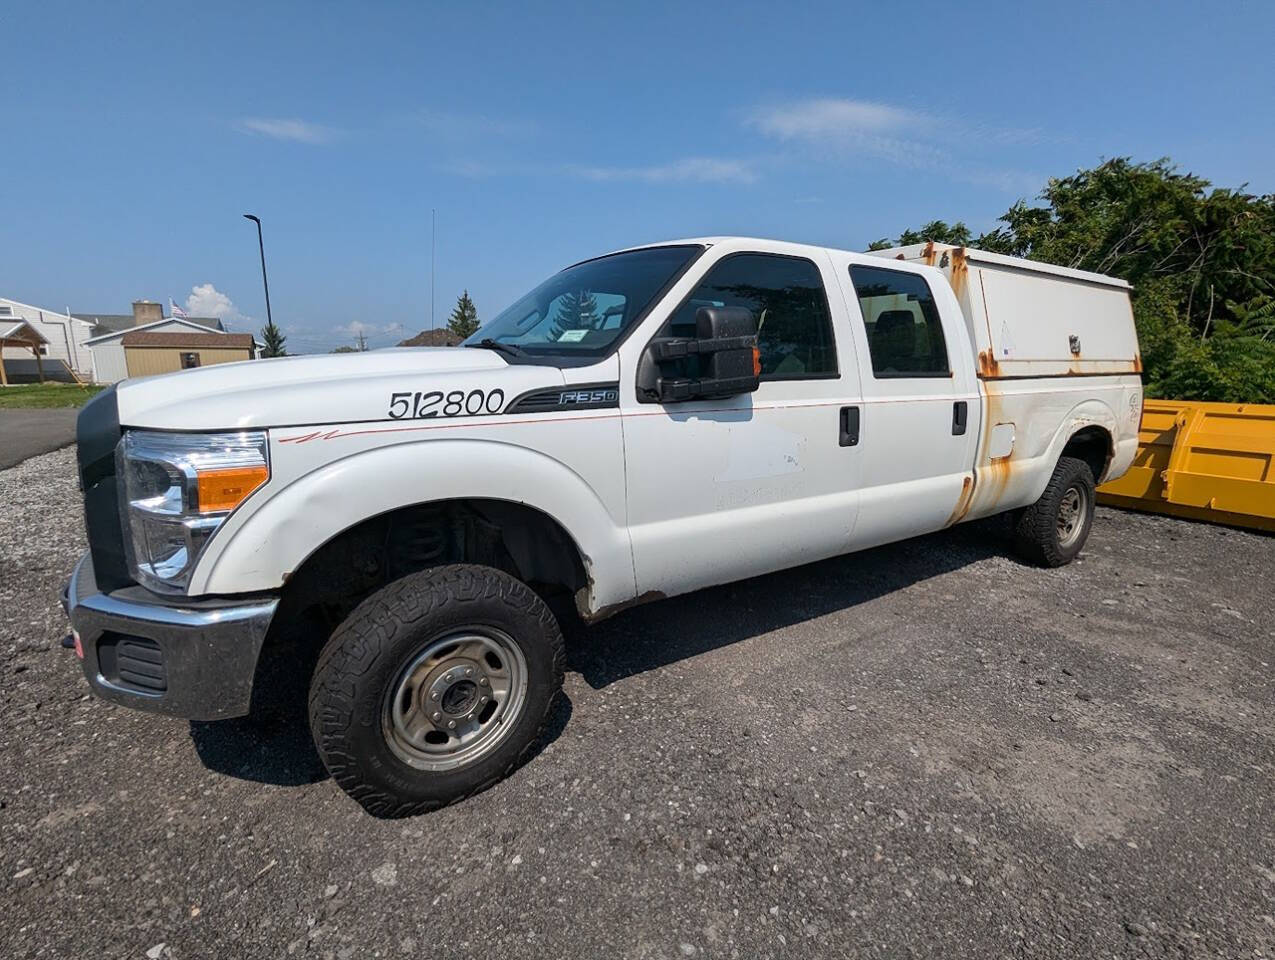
2 446 1274 959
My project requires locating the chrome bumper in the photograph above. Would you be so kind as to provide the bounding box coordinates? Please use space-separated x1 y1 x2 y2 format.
63 552 278 721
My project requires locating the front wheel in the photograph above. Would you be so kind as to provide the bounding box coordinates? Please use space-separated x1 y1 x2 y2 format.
1013 456 1096 567
308 564 565 817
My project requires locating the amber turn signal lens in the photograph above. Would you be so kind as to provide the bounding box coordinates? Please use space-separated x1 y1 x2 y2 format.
196 465 269 513
752 346 761 376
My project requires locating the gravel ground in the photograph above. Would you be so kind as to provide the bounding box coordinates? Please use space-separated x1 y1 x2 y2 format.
2 446 1274 959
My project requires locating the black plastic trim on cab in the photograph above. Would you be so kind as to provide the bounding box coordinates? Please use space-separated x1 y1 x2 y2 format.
75 385 133 592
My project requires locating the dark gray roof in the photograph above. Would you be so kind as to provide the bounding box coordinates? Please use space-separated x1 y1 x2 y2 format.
72 314 225 337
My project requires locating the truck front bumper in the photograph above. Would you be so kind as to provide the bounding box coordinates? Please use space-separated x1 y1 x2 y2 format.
62 552 278 721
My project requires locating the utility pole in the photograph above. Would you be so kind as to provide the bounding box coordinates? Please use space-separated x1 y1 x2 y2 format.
355 330 368 352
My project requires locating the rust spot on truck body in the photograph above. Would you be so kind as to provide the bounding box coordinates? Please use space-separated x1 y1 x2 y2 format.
921 240 937 266
945 474 975 527
1132 352 1143 373
977 350 1001 378
580 589 668 624
961 380 1018 520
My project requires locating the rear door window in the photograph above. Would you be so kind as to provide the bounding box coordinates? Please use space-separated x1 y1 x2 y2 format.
849 265 950 378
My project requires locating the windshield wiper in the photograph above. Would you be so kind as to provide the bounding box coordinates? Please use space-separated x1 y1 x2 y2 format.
466 338 527 359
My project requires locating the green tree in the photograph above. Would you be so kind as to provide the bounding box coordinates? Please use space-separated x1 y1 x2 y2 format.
330 344 359 353
447 291 480 339
873 159 1275 403
548 289 599 341
897 220 974 247
260 321 287 358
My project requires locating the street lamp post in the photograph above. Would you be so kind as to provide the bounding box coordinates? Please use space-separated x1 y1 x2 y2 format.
243 214 273 330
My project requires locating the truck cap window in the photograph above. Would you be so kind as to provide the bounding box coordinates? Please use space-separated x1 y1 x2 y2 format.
849 264 950 378
660 253 837 380
463 246 701 361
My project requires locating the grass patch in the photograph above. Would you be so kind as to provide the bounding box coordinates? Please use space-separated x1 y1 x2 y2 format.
0 382 106 409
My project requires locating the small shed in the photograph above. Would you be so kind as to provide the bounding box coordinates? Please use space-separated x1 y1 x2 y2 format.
120 331 257 378
0 320 51 385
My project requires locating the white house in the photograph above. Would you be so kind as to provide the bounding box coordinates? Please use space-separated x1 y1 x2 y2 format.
0 297 96 381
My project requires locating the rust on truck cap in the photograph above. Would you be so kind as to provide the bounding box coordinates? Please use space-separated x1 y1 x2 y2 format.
949 246 968 297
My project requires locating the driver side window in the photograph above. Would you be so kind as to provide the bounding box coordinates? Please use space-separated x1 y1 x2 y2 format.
660 253 838 380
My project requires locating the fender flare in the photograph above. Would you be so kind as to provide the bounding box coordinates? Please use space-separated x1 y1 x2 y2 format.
189 438 637 612
1027 397 1120 502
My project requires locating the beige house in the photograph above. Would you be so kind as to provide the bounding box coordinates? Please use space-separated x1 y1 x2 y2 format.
79 300 261 382
120 331 257 378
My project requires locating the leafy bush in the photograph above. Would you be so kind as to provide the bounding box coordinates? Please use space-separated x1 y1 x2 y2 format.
876 159 1275 403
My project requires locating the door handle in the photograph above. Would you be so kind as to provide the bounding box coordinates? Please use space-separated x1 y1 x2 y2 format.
839 406 860 447
952 401 968 436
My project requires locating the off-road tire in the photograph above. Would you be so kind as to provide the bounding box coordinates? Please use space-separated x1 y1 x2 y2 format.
1013 456 1096 568
308 564 565 818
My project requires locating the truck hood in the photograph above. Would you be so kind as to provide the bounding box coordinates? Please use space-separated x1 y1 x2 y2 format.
114 347 566 431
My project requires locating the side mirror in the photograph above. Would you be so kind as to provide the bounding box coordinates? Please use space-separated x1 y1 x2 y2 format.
637 306 761 403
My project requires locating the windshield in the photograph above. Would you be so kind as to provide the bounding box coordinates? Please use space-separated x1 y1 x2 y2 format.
463 245 702 358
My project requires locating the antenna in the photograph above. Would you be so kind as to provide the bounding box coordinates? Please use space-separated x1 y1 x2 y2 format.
430 208 436 330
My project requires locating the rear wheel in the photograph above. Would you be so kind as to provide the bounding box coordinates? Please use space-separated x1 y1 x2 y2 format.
308 564 564 817
1013 456 1096 567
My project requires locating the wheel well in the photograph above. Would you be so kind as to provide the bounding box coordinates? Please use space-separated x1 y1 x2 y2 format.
1061 426 1113 485
274 499 589 634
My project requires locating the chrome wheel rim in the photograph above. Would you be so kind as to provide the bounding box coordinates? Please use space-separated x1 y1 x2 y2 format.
1057 484 1090 549
382 628 528 772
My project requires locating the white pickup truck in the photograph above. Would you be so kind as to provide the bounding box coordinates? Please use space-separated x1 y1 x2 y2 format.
65 237 1142 816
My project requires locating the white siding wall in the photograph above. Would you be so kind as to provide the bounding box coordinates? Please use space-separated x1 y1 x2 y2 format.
0 297 95 377
91 342 129 383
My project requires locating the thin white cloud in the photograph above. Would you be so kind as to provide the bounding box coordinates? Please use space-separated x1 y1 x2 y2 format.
748 98 919 140
569 157 757 185
334 320 378 338
185 283 250 328
239 117 337 144
747 97 946 167
332 320 407 341
746 96 1041 193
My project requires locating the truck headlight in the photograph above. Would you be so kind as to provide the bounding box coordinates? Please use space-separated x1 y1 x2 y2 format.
116 430 270 593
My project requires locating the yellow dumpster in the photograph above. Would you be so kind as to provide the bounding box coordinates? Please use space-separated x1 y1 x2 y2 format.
1098 400 1275 533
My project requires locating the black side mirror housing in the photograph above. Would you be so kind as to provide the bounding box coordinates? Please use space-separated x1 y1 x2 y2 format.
637 306 761 403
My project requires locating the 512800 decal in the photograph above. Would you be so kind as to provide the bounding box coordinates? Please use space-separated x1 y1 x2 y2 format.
388 388 505 420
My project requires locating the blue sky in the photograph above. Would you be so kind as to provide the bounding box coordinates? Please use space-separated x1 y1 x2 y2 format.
3 1 1273 353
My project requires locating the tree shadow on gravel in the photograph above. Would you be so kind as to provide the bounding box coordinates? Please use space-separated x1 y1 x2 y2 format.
565 515 1013 690
188 620 574 788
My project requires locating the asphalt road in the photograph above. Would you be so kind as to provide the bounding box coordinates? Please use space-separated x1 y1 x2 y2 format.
0 409 77 470
3 446 1274 959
